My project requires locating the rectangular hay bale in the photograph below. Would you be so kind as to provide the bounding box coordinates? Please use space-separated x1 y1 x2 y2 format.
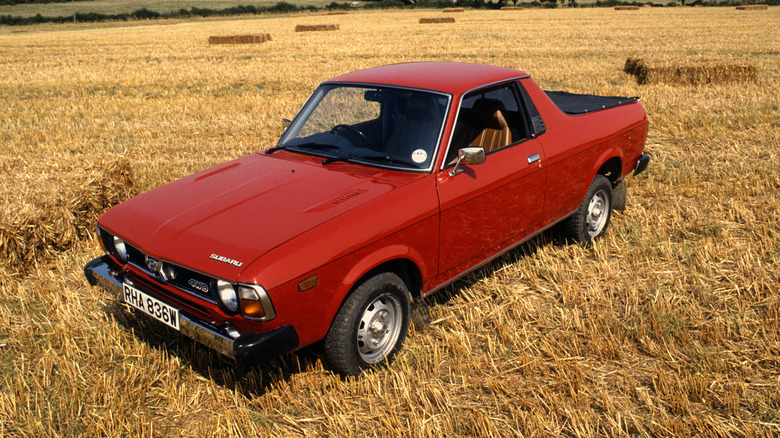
419 17 456 24
443 8 465 12
0 157 135 275
624 56 758 85
208 34 271 45
295 24 340 32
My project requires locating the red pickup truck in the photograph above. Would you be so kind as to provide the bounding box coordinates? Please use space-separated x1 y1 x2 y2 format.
85 62 649 376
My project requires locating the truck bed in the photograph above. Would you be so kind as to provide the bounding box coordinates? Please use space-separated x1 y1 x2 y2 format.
545 91 638 115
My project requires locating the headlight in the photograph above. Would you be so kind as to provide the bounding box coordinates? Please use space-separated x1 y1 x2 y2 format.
238 285 276 320
217 280 239 312
113 235 128 262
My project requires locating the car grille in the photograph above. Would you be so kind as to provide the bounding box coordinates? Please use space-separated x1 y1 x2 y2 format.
125 244 217 303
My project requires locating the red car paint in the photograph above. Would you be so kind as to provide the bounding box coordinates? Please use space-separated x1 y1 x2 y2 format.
91 62 648 362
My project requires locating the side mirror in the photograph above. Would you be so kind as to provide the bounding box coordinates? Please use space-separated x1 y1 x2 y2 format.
449 147 486 177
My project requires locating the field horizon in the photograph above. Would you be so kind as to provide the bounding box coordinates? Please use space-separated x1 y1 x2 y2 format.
1 6 778 437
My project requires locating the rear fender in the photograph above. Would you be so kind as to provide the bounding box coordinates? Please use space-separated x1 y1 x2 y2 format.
592 147 621 183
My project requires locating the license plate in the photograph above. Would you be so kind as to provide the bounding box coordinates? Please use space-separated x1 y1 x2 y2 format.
122 283 180 331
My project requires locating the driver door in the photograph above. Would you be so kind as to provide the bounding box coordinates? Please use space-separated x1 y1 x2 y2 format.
435 83 547 284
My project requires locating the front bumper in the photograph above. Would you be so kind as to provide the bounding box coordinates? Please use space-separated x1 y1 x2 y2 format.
84 256 299 365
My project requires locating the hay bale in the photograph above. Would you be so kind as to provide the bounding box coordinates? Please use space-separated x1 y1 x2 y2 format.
419 17 456 24
208 34 271 45
0 156 135 274
623 57 646 79
624 56 758 85
443 7 465 12
736 4 768 9
614 6 640 10
500 6 524 10
323 11 349 15
295 24 340 32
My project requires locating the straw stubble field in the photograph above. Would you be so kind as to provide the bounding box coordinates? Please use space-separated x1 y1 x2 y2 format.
1 6 778 437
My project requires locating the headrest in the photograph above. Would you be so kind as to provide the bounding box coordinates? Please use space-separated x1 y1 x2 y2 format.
469 98 508 130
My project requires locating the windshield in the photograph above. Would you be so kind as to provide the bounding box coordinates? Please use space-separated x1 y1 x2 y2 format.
279 84 450 170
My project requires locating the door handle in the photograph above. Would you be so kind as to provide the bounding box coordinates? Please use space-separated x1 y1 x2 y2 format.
527 153 541 164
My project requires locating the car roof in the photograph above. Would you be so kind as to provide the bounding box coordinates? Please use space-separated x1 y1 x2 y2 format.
326 62 529 95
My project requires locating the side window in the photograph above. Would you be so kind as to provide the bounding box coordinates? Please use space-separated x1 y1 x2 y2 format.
448 83 530 164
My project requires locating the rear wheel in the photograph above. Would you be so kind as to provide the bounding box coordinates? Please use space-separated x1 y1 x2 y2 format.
324 272 410 376
563 174 613 245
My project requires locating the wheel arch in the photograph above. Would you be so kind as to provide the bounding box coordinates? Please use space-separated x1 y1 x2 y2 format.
356 259 423 300
596 156 623 183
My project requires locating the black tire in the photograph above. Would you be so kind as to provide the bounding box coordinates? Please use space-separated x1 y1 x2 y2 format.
563 174 613 245
324 272 410 376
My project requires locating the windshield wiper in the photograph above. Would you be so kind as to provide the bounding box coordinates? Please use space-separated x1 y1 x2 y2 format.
321 156 353 166
358 155 420 168
321 154 419 168
265 142 339 154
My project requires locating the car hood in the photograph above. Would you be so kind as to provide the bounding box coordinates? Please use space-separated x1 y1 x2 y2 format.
99 152 413 281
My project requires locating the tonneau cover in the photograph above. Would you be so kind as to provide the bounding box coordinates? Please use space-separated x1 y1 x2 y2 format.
545 91 638 115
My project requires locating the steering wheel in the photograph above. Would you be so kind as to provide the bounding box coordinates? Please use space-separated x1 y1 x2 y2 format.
330 124 375 150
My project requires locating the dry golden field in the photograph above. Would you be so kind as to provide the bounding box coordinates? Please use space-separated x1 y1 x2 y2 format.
1 6 779 437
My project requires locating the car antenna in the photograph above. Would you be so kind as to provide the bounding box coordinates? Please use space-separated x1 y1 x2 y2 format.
317 14 369 86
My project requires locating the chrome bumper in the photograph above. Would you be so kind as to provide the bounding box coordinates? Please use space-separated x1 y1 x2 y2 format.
84 256 298 365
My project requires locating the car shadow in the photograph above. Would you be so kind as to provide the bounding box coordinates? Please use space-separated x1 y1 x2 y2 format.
101 230 564 397
424 231 558 308
104 300 326 394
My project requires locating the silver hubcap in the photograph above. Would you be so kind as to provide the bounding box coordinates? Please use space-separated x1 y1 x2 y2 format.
357 293 402 364
586 190 609 237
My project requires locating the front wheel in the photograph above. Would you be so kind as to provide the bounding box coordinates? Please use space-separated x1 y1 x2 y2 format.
563 174 613 245
324 272 410 376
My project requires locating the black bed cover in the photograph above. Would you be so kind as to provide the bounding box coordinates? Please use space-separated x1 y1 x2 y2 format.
545 91 638 115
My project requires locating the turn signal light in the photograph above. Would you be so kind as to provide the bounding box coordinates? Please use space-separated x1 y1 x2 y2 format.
298 274 319 293
238 285 274 320
240 299 266 319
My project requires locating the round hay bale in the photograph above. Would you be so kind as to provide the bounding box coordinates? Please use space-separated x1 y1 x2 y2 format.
419 17 456 24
